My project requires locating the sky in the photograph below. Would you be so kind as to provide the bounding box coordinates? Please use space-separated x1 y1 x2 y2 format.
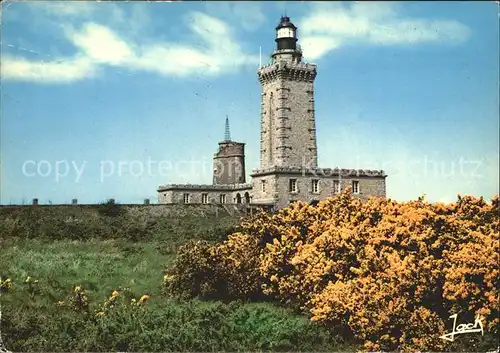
0 1 498 205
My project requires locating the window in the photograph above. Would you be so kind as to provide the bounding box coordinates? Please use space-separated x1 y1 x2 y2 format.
201 193 209 204
289 179 297 193
261 180 267 192
183 193 190 204
333 180 340 194
311 179 319 193
352 180 360 194
220 194 227 204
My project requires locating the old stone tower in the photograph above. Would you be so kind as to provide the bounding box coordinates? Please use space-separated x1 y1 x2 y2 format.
213 116 246 185
158 15 387 209
259 16 318 169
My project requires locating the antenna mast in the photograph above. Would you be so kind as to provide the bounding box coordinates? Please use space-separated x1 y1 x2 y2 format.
224 115 231 141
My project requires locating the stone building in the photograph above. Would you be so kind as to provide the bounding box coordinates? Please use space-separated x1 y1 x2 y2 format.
158 116 253 205
157 16 387 209
213 117 246 185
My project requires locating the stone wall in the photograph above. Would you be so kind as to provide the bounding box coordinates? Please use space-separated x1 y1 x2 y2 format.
0 203 260 219
251 168 386 209
213 141 246 185
258 61 318 169
250 173 278 205
157 184 253 204
273 173 386 209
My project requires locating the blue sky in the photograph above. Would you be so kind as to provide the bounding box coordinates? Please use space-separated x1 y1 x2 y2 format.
1 1 498 204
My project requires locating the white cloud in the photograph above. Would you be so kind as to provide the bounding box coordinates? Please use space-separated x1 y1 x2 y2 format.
300 36 340 61
204 2 267 32
187 11 232 47
0 55 95 83
298 2 471 60
134 45 220 77
232 2 267 32
2 2 471 83
126 3 152 36
31 1 126 23
1 11 259 83
69 23 134 65
32 1 98 17
30 1 148 38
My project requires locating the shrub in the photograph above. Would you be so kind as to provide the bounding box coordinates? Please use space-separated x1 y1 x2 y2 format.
164 190 499 352
0 205 240 244
97 199 125 218
1 277 13 292
1 282 345 352
163 232 266 301
163 240 223 299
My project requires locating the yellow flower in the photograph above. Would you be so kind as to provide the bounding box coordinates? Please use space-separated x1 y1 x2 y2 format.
74 286 82 293
1 278 13 292
111 290 120 297
95 311 105 317
138 295 150 304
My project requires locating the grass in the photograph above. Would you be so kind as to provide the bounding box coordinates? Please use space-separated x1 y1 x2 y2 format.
1 238 172 307
0 205 355 352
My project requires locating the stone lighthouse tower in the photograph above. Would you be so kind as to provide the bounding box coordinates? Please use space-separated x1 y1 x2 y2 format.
258 16 318 169
158 15 387 209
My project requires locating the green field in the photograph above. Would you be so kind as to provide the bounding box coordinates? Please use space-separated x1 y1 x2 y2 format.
0 204 355 352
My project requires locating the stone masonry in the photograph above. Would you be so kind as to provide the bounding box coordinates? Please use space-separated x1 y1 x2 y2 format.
259 62 318 169
157 16 387 209
213 141 246 185
251 167 386 209
158 184 252 205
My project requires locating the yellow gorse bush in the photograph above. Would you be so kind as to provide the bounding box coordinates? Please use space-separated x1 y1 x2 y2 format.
1 275 39 295
92 288 151 317
164 189 499 352
70 285 89 312
103 289 120 309
1 275 152 320
0 278 13 293
139 294 150 304
24 275 40 295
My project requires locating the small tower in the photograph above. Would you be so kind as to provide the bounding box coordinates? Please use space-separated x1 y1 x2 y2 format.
213 116 246 185
258 16 318 169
